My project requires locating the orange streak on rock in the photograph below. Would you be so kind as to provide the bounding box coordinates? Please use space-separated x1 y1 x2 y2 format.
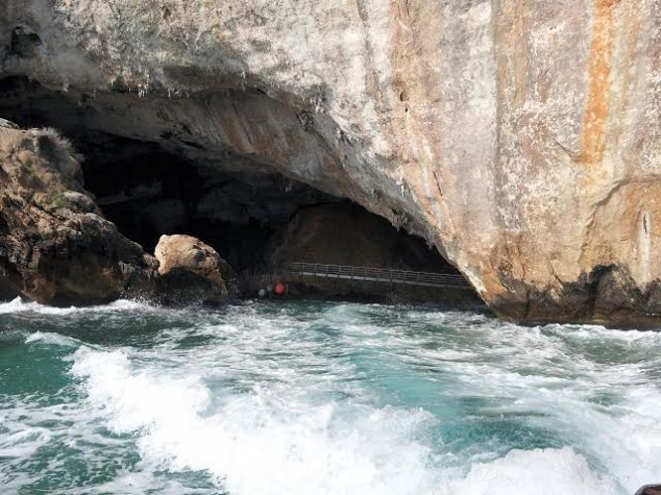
581 0 617 164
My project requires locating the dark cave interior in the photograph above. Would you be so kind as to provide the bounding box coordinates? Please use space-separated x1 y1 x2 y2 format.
81 139 345 272
0 76 469 297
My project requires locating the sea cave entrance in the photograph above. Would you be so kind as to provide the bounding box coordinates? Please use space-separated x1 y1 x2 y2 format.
0 76 481 306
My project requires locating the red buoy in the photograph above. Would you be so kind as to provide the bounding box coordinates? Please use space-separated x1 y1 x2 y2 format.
274 282 286 295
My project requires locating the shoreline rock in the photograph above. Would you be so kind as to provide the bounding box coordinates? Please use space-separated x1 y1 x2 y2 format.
0 126 158 306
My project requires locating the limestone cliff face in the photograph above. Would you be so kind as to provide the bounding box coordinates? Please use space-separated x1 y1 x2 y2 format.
1 1 660 325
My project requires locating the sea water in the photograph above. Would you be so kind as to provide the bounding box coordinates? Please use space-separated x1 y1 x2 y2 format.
1 298 660 494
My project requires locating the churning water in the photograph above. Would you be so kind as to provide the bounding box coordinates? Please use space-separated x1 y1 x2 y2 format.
1 298 660 494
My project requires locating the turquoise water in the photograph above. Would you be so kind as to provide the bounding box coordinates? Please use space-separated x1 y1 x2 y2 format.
1 298 660 494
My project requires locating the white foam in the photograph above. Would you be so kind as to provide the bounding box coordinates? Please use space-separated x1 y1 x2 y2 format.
0 427 52 459
5 301 660 494
69 343 637 495
569 386 661 492
405 321 661 494
544 323 661 344
0 297 159 316
103 299 161 312
445 447 619 495
0 297 79 315
70 347 443 495
24 331 80 347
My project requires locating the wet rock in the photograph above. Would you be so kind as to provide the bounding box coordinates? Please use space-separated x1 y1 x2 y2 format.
154 234 232 305
0 126 157 305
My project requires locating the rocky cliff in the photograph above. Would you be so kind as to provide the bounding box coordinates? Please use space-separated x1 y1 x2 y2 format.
1 1 660 326
0 125 157 304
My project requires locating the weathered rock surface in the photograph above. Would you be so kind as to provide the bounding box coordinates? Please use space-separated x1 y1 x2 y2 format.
0 126 157 305
154 234 232 305
1 1 661 325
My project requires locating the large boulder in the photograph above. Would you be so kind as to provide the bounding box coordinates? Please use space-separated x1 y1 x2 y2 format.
1 1 661 325
0 126 157 305
154 234 232 305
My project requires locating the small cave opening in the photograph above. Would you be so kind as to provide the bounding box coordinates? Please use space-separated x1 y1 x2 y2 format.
0 75 481 306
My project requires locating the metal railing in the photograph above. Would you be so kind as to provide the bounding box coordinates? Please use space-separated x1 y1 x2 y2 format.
285 262 473 290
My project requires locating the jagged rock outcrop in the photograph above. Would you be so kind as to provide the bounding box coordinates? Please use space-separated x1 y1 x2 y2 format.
1 1 660 325
154 234 232 305
0 126 157 305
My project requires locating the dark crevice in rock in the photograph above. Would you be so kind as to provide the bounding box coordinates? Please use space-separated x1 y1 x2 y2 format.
585 264 615 320
9 26 42 58
0 213 9 235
